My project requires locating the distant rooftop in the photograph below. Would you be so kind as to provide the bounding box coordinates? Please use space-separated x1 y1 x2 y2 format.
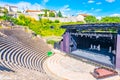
79 14 89 17
26 10 41 12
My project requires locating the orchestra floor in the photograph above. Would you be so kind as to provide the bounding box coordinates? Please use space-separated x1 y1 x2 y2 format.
71 49 115 67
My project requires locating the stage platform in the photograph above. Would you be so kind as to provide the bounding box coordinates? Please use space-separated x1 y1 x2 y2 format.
71 49 115 67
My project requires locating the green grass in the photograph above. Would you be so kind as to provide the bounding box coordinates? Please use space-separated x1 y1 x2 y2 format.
47 40 56 46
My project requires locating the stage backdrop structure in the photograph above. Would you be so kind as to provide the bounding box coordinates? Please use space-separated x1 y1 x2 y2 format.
54 23 120 70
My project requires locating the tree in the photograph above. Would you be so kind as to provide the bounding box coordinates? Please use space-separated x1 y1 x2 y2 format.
54 20 60 23
17 11 21 13
0 7 2 13
84 15 98 23
49 11 55 17
44 10 47 17
43 9 49 17
100 16 120 23
2 14 10 20
57 11 63 17
3 8 8 14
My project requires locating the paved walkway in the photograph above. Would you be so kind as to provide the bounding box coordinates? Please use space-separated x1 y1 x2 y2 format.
45 50 120 80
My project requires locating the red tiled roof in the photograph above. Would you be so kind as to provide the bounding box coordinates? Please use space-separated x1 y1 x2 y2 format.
79 14 89 17
26 10 41 12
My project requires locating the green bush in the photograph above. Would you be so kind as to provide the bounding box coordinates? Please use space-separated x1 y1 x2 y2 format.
5 14 87 37
54 20 60 23
47 40 56 45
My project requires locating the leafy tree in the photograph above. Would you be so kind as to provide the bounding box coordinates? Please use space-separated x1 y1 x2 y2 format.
57 11 63 17
15 14 35 26
49 11 55 17
100 16 120 23
2 14 11 21
44 10 47 17
54 20 60 23
84 15 98 23
3 8 8 14
0 7 2 13
19 14 25 20
43 9 49 17
17 11 21 13
0 7 8 14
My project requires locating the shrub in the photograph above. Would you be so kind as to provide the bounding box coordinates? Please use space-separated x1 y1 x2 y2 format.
47 40 56 45
54 20 60 23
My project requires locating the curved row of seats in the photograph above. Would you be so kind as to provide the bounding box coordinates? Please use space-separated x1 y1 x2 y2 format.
43 53 71 80
0 37 38 70
0 28 52 80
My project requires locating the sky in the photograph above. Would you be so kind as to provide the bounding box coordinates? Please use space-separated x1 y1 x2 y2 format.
0 0 120 18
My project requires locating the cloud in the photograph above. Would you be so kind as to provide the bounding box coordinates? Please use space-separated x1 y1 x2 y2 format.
60 5 71 11
90 8 102 12
88 0 95 3
96 2 102 5
91 8 94 10
110 13 120 16
43 0 49 3
42 0 49 5
58 5 71 17
0 1 44 11
96 16 102 20
105 0 115 3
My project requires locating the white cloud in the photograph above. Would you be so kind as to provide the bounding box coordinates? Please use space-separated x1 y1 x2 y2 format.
110 13 120 16
0 1 44 12
91 8 94 10
88 0 95 3
90 8 102 12
58 5 71 17
96 2 102 5
42 0 49 5
105 0 115 3
60 5 71 11
43 0 49 3
96 16 102 20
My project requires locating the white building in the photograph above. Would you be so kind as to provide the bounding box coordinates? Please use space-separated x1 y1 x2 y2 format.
25 9 45 20
42 14 86 22
4 5 18 13
24 9 87 22
3 5 18 18
26 10 45 15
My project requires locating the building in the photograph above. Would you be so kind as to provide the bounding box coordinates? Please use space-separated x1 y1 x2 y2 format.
24 9 45 20
4 5 18 18
25 10 45 15
24 9 85 22
54 23 120 70
4 5 18 13
42 14 85 22
78 14 89 17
